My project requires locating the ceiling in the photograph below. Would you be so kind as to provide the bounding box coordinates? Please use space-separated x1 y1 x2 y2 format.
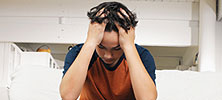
101 0 199 2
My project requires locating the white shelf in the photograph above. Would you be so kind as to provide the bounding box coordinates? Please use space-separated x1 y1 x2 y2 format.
0 42 59 88
21 52 59 69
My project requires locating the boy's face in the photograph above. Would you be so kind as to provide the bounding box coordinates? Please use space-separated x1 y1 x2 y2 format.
96 31 123 67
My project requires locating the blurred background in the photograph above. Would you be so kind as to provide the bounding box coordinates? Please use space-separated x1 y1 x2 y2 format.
0 0 222 100
0 0 221 71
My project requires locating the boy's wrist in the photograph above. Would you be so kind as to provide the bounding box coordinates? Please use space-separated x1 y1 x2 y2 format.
84 40 98 49
121 43 135 53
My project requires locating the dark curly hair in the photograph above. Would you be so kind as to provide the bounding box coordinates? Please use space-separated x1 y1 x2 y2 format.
87 1 138 33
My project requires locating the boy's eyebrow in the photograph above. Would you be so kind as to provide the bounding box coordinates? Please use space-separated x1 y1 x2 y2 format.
112 45 120 48
99 44 120 48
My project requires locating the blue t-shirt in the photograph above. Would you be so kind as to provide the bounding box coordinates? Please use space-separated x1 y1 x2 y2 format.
63 43 156 84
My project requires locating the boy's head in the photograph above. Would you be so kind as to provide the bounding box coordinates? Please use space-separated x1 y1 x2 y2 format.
87 1 138 33
87 2 138 66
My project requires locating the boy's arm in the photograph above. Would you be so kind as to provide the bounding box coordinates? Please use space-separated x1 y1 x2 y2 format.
123 44 157 100
60 42 96 100
60 22 105 100
118 26 157 100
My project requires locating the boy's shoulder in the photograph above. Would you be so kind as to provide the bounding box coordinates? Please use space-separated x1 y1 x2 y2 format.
135 44 150 55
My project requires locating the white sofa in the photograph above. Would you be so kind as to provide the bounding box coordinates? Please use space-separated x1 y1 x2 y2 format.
8 65 63 100
0 87 9 100
1 68 222 100
156 70 222 100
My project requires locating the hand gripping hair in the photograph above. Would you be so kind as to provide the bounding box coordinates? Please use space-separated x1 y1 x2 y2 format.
87 2 138 32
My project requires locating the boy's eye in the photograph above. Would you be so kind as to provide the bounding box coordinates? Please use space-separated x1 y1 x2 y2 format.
98 45 105 49
114 48 121 50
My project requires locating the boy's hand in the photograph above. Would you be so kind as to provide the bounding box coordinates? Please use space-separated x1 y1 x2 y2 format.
86 22 106 45
117 24 135 51
116 8 135 50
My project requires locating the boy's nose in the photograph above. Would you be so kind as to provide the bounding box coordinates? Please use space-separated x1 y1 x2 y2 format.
104 51 112 59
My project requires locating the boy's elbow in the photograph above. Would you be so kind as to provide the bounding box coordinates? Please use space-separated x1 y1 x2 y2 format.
60 92 78 100
148 97 157 100
140 96 157 100
138 92 157 100
60 86 78 100
61 96 77 100
147 92 157 100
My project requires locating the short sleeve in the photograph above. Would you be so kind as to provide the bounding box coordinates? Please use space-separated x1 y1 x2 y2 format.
63 44 83 76
62 43 97 77
136 45 156 85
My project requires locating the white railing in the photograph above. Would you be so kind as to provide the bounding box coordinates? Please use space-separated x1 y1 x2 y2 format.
0 42 59 88
0 42 22 87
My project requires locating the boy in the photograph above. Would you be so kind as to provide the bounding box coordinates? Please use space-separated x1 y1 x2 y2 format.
60 2 157 100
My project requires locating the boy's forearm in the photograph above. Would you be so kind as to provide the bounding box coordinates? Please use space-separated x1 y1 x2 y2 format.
60 42 97 99
123 44 157 100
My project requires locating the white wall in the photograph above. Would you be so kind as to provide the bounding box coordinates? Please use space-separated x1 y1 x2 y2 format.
0 43 12 87
0 0 198 46
198 0 216 72
218 0 222 21
0 43 6 87
216 22 222 72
